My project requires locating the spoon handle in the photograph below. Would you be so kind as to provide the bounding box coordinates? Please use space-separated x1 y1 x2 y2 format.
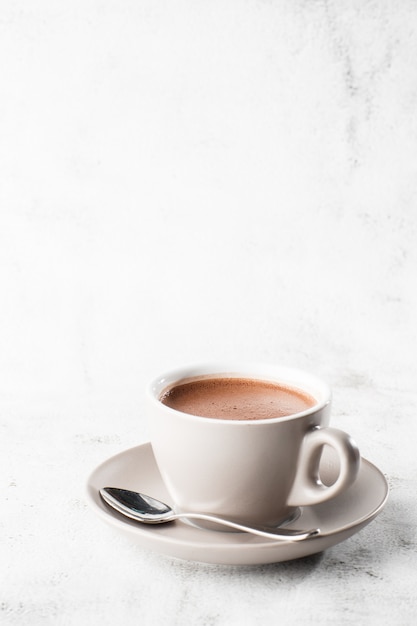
173 512 319 541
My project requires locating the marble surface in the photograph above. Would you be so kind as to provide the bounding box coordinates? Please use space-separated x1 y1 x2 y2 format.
1 1 416 624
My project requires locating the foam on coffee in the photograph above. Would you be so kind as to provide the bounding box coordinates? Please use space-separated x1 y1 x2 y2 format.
159 377 316 420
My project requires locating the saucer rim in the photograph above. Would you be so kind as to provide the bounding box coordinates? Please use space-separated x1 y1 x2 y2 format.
85 442 389 564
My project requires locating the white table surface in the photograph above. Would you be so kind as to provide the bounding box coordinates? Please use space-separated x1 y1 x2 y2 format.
1 1 416 624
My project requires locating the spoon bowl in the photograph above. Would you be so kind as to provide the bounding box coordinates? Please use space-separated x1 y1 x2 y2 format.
99 487 320 542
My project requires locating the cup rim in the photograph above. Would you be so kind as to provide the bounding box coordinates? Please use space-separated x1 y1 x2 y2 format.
147 362 331 424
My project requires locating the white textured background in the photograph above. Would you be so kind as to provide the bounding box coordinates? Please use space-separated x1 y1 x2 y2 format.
1 1 416 624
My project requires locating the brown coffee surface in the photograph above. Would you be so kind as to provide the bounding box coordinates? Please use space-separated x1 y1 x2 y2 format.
159 377 316 420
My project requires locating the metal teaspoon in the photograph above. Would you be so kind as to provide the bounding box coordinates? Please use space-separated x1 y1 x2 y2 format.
99 487 320 541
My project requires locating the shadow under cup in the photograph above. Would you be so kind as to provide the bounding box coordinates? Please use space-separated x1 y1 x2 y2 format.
147 364 360 531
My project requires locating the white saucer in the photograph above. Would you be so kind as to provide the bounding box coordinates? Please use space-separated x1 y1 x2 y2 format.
86 442 388 565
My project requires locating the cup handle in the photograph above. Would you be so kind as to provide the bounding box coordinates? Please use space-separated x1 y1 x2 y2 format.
287 427 361 507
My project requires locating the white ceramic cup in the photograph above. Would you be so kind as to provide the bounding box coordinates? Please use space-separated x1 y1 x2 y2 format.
147 363 360 529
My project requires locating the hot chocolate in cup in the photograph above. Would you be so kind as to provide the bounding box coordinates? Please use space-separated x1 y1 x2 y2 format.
148 363 360 530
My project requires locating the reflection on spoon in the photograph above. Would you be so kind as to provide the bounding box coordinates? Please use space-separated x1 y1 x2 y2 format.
99 487 320 542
